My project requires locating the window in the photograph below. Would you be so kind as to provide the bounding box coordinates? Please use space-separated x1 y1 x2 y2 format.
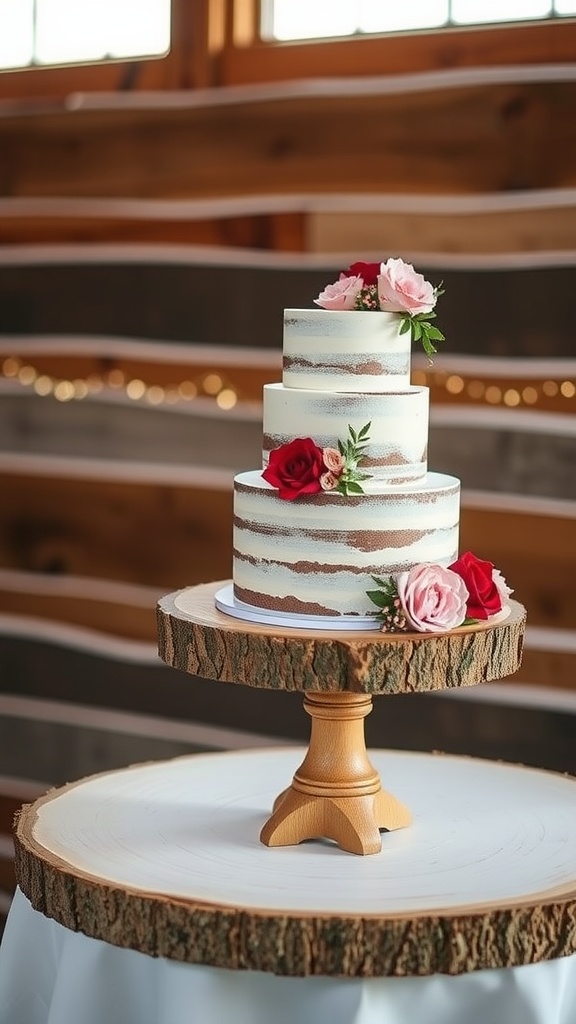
0 0 170 71
262 0 576 40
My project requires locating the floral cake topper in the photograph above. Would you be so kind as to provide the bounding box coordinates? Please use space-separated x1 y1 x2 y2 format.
367 551 513 633
315 258 445 357
262 423 371 500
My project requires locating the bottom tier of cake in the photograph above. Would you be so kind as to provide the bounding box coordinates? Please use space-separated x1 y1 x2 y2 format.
233 470 460 617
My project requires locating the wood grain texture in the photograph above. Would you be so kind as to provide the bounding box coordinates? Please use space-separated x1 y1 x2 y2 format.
0 210 306 251
157 583 526 695
260 692 412 855
310 205 576 255
3 198 576 253
1 260 575 358
0 471 233 589
2 78 576 199
13 749 576 976
219 21 576 86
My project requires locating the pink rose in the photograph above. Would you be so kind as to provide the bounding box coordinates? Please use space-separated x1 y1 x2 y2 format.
396 563 469 633
314 274 363 311
377 258 436 316
322 447 345 474
320 470 339 491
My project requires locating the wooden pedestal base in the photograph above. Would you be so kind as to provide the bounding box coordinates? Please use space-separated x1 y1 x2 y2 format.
157 584 526 857
260 691 411 855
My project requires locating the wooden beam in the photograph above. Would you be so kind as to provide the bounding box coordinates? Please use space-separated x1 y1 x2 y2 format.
0 469 234 589
2 73 576 198
217 21 576 85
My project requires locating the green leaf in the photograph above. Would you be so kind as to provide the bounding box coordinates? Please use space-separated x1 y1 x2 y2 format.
411 321 422 341
399 317 412 335
365 590 390 608
358 422 371 439
371 576 392 588
425 326 445 341
345 481 364 494
349 426 358 444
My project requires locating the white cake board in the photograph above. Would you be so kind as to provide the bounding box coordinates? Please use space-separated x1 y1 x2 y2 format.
211 584 382 631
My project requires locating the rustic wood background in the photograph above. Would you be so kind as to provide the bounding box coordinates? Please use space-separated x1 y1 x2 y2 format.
1 15 576 930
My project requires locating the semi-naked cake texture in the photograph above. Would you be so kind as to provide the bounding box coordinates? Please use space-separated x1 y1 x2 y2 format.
233 470 460 616
232 257 464 619
262 382 429 483
282 309 411 392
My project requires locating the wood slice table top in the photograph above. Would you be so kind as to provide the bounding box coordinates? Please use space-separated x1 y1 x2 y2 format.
15 748 576 977
157 582 526 695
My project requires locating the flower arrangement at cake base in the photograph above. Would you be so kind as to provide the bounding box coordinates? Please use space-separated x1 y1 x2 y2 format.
215 550 512 634
367 551 513 634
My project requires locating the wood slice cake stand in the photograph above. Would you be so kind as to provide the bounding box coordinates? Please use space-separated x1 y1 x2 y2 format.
14 748 576 977
156 582 526 856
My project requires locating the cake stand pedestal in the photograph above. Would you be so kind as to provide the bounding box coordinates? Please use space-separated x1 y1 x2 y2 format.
157 582 526 856
261 691 411 854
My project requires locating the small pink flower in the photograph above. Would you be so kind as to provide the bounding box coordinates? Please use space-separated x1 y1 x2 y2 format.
396 563 468 633
322 447 345 474
320 470 340 491
314 274 364 311
377 258 436 316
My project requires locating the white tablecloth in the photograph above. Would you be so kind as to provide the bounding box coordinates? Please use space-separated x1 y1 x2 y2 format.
2 889 576 1024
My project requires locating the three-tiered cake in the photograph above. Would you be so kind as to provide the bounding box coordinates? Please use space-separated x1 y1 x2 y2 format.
225 259 510 629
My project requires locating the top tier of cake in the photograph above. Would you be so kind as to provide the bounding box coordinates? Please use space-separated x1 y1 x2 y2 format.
282 309 411 393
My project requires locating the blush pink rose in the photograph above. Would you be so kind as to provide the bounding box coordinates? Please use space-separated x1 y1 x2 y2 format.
377 258 436 316
322 447 345 474
396 563 469 633
320 470 339 491
314 273 363 311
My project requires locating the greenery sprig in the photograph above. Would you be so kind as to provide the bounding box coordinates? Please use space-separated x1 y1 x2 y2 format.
399 283 446 358
366 576 408 632
336 422 372 496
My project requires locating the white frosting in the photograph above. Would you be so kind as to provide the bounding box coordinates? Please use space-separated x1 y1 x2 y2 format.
283 309 410 393
263 382 429 482
230 303 462 620
233 471 460 617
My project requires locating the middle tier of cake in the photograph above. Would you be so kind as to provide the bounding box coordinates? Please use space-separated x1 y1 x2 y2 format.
233 471 460 617
262 383 429 483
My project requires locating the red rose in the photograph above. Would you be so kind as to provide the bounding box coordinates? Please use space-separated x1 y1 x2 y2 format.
342 261 381 286
449 551 502 620
263 437 325 501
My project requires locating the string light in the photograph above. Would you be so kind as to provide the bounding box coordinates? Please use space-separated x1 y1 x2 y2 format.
1 356 574 413
466 380 485 400
503 389 521 407
445 374 464 395
1 356 239 408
